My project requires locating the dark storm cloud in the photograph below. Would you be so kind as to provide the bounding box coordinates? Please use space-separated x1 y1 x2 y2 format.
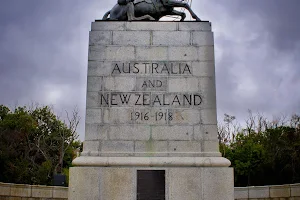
195 0 300 122
0 0 116 139
0 0 86 137
0 0 82 99
215 0 300 51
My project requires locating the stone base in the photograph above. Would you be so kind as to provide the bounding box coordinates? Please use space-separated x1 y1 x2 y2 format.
72 156 231 167
68 165 234 200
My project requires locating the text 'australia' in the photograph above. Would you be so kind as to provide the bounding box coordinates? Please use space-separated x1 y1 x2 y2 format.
112 62 192 75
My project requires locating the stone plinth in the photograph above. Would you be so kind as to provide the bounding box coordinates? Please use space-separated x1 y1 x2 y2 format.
69 21 234 200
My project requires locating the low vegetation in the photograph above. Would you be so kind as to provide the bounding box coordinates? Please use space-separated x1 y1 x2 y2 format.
219 111 300 186
0 105 82 185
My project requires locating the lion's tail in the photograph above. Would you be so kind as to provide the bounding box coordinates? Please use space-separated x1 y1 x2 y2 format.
102 10 111 20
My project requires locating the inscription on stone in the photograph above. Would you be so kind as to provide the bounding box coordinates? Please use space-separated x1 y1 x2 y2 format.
100 93 202 107
111 62 192 75
96 61 203 124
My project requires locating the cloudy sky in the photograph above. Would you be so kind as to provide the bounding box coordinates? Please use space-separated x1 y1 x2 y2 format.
0 0 299 140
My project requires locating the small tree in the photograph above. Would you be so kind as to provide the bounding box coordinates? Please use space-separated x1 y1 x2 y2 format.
0 104 81 185
218 113 240 157
220 111 300 186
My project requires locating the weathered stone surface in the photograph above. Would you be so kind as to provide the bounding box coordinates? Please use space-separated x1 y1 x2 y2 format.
2 182 300 200
198 46 215 61
91 22 125 31
199 76 215 92
249 186 270 199
86 92 102 108
113 31 151 46
199 78 217 109
85 124 108 140
73 157 231 167
0 183 68 199
82 141 100 156
0 183 11 196
31 186 52 198
136 46 168 61
270 185 291 198
70 21 233 200
169 168 202 200
192 61 215 77
292 184 300 197
169 109 201 125
8 197 22 200
69 166 233 200
203 140 219 152
89 31 112 46
101 168 134 200
126 22 177 31
168 77 198 92
134 141 168 155
178 22 211 31
10 184 31 197
89 46 135 61
84 22 218 149
69 167 101 200
104 77 135 91
151 125 193 140
88 61 113 76
153 31 190 46
103 108 133 124
202 167 234 200
85 109 102 124
169 141 202 152
108 125 151 140
169 46 198 61
192 31 214 46
200 109 217 125
101 141 134 153
194 124 218 141
87 76 102 92
235 187 249 199
52 186 68 199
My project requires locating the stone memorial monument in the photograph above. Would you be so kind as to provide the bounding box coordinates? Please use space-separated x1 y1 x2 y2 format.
69 1 234 199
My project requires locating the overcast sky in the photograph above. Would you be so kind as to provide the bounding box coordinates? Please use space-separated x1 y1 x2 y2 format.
0 0 299 140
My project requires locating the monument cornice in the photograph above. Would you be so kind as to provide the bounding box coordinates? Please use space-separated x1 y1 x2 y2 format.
72 156 231 167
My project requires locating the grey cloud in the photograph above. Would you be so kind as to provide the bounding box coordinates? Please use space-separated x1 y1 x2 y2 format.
0 0 299 139
193 0 300 122
0 0 117 139
214 0 300 51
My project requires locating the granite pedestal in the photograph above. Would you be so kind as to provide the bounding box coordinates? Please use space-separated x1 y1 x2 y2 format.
69 21 234 200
